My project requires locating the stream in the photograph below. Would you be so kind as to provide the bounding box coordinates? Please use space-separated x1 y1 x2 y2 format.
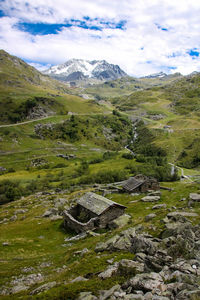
124 123 138 155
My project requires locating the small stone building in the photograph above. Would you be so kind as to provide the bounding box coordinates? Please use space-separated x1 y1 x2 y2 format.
122 174 159 193
63 192 126 233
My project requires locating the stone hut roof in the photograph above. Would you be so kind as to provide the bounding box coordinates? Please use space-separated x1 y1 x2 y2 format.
122 176 146 192
77 192 126 216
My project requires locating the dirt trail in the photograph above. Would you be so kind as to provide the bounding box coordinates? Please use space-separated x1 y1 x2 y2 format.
0 112 112 128
0 116 50 128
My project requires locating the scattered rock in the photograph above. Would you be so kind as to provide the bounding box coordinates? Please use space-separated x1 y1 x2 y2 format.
98 263 119 279
21 267 35 273
141 196 160 202
10 215 17 222
39 262 52 268
11 284 29 294
167 211 198 218
30 281 56 295
42 208 58 218
131 234 158 255
50 215 63 221
152 204 166 209
95 227 142 252
123 272 165 293
147 191 161 196
10 273 44 294
2 242 10 246
77 292 97 300
74 248 89 257
70 276 88 283
161 221 194 240
99 284 122 300
106 258 114 264
118 259 145 275
0 218 9 224
64 232 87 242
189 193 200 202
145 214 156 221
14 209 28 214
108 214 131 229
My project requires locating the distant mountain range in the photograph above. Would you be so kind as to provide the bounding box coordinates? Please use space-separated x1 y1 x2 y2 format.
43 59 127 82
142 71 183 79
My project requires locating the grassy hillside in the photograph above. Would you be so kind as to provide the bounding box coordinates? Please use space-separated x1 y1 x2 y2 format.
106 73 200 171
0 50 104 124
84 73 182 100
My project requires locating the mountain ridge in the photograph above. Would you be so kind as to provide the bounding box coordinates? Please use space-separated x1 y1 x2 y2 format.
43 58 127 82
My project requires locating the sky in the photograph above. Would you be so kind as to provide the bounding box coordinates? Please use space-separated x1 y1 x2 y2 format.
0 0 200 77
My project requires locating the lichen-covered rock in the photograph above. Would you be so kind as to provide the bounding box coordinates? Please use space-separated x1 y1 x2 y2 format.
42 208 58 218
161 221 194 240
144 251 172 273
145 214 156 221
95 227 142 252
167 211 198 218
123 272 165 293
108 214 131 229
77 292 97 300
118 259 144 275
30 281 56 295
131 235 158 255
170 260 200 275
189 193 200 202
99 284 123 300
176 289 200 300
152 204 166 210
141 196 160 202
98 263 119 279
71 276 88 283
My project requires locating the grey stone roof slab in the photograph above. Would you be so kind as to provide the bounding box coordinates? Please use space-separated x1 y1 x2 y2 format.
77 192 126 216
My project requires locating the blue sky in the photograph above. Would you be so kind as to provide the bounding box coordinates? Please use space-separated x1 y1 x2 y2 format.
0 0 200 76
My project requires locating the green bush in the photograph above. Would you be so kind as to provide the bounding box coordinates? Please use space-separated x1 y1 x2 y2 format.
0 180 22 205
122 153 134 159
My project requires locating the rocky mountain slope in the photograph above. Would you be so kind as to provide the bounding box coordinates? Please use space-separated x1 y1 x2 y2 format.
43 59 127 82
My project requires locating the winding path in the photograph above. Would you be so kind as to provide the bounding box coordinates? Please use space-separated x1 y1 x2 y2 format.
0 116 50 128
0 111 112 128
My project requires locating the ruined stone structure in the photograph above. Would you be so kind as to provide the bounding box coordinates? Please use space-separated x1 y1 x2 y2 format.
122 174 159 193
63 192 126 233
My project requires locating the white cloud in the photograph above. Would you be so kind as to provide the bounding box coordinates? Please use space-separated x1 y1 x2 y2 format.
28 62 52 71
1 0 200 76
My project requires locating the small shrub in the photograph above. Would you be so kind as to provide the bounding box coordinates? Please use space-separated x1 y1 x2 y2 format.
122 153 134 160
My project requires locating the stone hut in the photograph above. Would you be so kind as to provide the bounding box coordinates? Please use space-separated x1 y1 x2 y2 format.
63 192 126 233
122 174 159 193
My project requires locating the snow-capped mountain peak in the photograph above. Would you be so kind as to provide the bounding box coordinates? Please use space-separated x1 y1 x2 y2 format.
43 59 127 82
143 72 167 79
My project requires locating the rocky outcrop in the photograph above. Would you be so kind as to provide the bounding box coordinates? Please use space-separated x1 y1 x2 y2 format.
95 226 143 252
83 217 200 300
34 123 53 139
